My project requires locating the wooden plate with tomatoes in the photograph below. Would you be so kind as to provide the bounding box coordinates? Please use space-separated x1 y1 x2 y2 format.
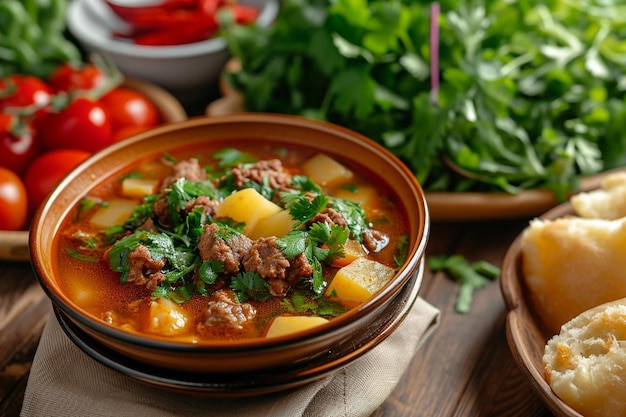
0 75 187 261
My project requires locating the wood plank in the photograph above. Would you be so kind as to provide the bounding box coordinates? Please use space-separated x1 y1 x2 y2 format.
0 263 50 417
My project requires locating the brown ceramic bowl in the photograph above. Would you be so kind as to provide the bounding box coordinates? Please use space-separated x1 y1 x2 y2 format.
500 202 582 417
0 76 187 262
29 114 429 394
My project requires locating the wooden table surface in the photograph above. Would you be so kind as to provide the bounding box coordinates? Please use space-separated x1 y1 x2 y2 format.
0 218 556 417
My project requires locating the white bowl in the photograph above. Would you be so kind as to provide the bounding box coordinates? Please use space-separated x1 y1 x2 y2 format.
67 0 278 96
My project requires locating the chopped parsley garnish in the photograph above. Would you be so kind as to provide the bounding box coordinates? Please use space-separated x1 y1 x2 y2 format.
230 271 272 303
281 293 347 317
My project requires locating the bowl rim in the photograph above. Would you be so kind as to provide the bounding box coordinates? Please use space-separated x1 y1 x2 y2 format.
29 113 430 352
67 0 280 59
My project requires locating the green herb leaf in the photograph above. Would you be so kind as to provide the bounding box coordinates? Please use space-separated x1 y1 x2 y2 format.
230 271 272 303
429 255 500 314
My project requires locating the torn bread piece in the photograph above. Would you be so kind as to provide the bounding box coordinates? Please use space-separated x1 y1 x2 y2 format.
543 298 626 417
521 216 626 335
571 172 626 219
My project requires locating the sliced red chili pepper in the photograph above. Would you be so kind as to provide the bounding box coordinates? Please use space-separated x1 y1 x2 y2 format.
116 8 214 30
133 21 218 46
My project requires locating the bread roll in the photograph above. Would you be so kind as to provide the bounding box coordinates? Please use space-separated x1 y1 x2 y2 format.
543 298 626 417
520 216 626 335
571 172 626 219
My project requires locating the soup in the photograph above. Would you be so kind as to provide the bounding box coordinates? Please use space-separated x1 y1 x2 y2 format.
54 141 409 343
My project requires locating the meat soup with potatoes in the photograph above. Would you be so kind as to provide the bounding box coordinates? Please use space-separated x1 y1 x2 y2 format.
55 143 409 342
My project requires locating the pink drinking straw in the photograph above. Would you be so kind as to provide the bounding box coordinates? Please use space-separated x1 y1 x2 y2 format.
430 2 440 106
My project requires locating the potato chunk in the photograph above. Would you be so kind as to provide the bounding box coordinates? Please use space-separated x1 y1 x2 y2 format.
265 315 329 338
325 257 395 303
331 239 367 267
121 178 159 198
333 185 379 211
147 298 190 336
89 198 138 229
248 209 297 239
302 154 353 187
216 188 283 235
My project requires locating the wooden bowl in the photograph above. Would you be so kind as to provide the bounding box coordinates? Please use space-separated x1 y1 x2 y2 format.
29 114 429 394
500 202 582 417
0 77 187 262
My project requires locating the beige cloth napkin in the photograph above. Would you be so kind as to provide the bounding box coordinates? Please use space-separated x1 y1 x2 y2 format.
20 297 439 417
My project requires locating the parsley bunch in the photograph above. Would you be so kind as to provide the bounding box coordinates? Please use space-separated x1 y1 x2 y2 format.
222 0 626 199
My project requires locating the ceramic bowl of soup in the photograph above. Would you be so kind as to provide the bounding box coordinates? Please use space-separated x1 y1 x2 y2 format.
29 113 429 395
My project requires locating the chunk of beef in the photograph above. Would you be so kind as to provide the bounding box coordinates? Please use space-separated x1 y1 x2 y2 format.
203 290 256 329
198 223 252 275
185 195 220 217
242 237 290 280
125 244 166 288
287 252 313 281
231 159 293 191
242 237 312 297
160 158 206 191
311 207 347 228
362 229 389 253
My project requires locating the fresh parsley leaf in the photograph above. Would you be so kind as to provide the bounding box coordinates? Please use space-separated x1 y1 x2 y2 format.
65 248 99 263
198 259 224 285
276 230 308 258
429 255 500 314
393 235 409 268
308 222 348 261
291 175 323 194
329 197 367 241
213 148 257 167
288 194 329 225
230 271 272 303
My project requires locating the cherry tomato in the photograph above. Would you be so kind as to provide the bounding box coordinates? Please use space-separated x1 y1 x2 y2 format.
112 125 152 143
23 149 91 212
48 63 106 94
0 114 42 175
38 98 114 153
99 87 160 130
0 167 28 230
0 75 52 111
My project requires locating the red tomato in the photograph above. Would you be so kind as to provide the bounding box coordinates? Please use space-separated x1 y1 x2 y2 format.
38 98 114 153
112 125 152 143
48 63 106 94
23 149 90 211
0 167 28 230
0 114 42 175
0 75 52 111
99 87 160 130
